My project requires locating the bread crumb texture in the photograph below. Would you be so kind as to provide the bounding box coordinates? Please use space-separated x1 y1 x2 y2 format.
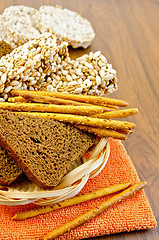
0 109 95 188
0 145 22 185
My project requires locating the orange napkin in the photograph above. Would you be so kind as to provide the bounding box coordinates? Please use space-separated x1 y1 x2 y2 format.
0 138 157 240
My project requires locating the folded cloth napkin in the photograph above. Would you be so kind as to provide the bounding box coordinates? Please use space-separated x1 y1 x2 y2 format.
0 138 157 240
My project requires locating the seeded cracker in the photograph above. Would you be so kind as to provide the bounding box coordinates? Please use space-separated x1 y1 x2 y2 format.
38 5 95 49
2 6 41 47
0 33 69 101
44 51 118 95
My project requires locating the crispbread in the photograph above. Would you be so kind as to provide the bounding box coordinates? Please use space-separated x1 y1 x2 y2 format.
2 6 41 47
1 5 95 48
0 15 7 41
38 5 95 49
0 15 16 48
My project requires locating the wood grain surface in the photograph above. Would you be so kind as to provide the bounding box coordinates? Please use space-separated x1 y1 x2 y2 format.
0 0 159 239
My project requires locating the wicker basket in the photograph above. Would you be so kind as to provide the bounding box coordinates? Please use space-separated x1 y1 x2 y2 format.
0 138 110 206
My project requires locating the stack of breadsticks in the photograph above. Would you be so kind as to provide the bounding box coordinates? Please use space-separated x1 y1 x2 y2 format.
0 89 138 141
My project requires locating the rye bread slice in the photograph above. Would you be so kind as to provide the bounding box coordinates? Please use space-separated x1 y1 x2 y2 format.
0 110 95 189
0 145 22 186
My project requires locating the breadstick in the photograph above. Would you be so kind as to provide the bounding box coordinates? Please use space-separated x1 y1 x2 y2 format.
116 129 134 135
8 96 29 103
43 181 147 240
12 182 131 220
93 108 138 119
91 103 119 109
8 97 117 113
75 125 127 140
101 105 119 111
11 89 128 107
16 92 91 106
17 112 136 131
0 102 105 115
17 92 120 111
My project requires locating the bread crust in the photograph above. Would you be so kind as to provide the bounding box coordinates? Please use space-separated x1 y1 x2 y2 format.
0 134 22 186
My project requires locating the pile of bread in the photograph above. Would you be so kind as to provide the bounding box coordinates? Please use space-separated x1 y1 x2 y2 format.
0 89 138 189
0 5 137 193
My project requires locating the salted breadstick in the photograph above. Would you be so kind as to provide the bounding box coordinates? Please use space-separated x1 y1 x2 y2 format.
8 96 29 103
17 92 120 112
93 108 138 119
8 96 117 112
12 182 131 220
17 92 90 106
11 89 128 107
43 181 147 240
116 129 134 135
75 125 127 140
0 102 105 115
100 105 119 111
17 112 136 131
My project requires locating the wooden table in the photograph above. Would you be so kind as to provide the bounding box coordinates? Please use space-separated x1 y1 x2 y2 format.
0 0 158 239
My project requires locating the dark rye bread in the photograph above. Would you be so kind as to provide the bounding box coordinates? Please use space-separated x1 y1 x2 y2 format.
0 110 95 189
0 145 22 186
